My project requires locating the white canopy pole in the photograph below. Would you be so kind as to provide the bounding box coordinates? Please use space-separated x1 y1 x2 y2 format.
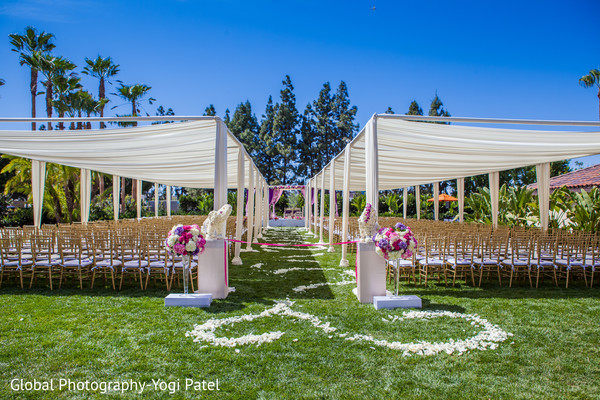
112 175 120 221
262 178 269 232
457 178 465 222
254 176 263 241
232 148 245 265
136 179 142 219
489 171 500 228
306 179 312 232
433 182 440 221
214 119 228 210
31 160 45 228
416 185 421 220
313 175 318 235
403 187 407 218
245 164 255 250
166 185 171 216
154 183 159 217
365 115 379 217
80 168 91 224
340 145 351 267
328 161 336 253
319 171 325 244
536 163 551 231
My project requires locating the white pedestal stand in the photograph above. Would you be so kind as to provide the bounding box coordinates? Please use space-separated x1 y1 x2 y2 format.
197 238 229 299
356 241 387 303
165 255 214 307
372 259 422 310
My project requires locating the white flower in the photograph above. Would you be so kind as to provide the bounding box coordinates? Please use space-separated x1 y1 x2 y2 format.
190 228 200 236
167 235 178 247
185 241 197 252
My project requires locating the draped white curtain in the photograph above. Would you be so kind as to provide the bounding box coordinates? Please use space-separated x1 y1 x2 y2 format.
112 175 120 221
457 178 465 222
31 160 45 228
536 162 551 230
328 161 336 252
80 168 92 223
489 172 500 228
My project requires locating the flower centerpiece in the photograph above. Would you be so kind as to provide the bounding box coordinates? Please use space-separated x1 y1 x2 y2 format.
165 224 206 294
372 222 418 295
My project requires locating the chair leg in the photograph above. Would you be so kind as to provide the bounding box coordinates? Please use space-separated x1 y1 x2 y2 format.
0 268 3 288
110 269 115 290
19 269 24 289
49 266 53 290
509 268 514 288
497 266 502 287
79 268 83 290
119 272 124 290
139 270 144 290
29 268 36 289
91 270 96 288
59 267 64 289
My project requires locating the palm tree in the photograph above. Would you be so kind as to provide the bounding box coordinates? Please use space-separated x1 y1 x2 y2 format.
0 78 4 87
53 74 82 130
579 69 600 120
9 26 56 130
82 56 119 129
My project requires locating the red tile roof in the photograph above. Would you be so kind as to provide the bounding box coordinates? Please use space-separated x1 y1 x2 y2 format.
527 164 600 191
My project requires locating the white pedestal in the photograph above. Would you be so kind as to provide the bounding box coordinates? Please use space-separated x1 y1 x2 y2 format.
197 239 229 299
356 242 387 303
165 293 212 308
373 295 422 310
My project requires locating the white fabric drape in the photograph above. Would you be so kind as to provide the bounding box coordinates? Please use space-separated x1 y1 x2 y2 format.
112 175 120 221
31 160 45 228
433 182 440 221
232 148 245 264
136 179 142 219
365 116 379 215
262 179 269 232
313 175 318 233
80 168 92 224
536 163 551 231
457 178 465 222
166 185 171 216
328 161 336 252
403 187 407 219
214 120 228 209
254 176 262 241
245 164 255 250
306 179 312 232
415 185 421 220
319 171 325 244
340 145 351 267
154 183 159 217
489 172 500 228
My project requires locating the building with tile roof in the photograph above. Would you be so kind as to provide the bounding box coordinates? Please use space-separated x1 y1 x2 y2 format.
527 164 600 194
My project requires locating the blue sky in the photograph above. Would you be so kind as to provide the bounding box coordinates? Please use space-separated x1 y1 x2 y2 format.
1 0 599 165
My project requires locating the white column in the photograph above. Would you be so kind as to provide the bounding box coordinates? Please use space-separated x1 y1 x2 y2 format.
113 175 120 221
536 163 551 231
262 180 269 232
305 180 312 232
214 119 228 210
154 183 159 217
433 181 440 221
80 168 92 224
232 148 245 265
340 145 351 267
403 187 407 219
136 179 142 219
328 161 336 253
416 185 421 220
319 171 325 244
166 185 171 216
489 171 500 228
31 160 46 228
254 176 263 241
313 175 318 234
457 178 465 222
365 115 379 218
245 164 255 250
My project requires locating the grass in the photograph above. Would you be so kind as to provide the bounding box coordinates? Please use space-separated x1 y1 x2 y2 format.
1 227 599 399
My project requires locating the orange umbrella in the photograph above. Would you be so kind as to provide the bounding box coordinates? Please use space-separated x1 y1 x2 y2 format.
427 193 458 202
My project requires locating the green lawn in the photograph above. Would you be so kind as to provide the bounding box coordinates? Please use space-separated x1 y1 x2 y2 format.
1 227 599 399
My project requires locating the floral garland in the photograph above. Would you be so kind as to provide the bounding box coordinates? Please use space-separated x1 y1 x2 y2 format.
358 203 378 241
373 222 418 260
165 224 206 257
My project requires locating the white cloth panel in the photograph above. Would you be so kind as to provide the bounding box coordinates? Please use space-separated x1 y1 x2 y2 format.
403 187 407 218
536 163 551 231
457 178 465 222
80 168 92 223
489 172 500 228
306 179 312 232
154 183 159 217
166 185 171 216
253 177 262 241
136 179 142 219
112 175 120 221
365 116 379 214
214 120 228 209
31 160 45 228
313 175 318 233
262 179 269 231
433 182 439 221
415 186 421 220
319 171 325 243
328 161 336 252
245 164 255 250
232 148 245 264
340 146 351 267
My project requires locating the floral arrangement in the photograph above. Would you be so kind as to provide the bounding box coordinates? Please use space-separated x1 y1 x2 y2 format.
165 224 206 257
372 222 418 260
358 203 378 241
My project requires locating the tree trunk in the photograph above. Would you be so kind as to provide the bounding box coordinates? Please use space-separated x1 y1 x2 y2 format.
99 78 106 129
58 111 65 130
30 68 37 131
98 173 104 196
77 110 83 130
45 80 53 130
132 99 137 127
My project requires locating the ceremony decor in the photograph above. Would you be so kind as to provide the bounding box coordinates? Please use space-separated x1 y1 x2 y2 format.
358 203 378 241
165 224 206 294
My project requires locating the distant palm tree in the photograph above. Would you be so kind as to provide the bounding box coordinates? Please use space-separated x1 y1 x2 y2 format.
0 78 4 87
112 82 155 126
9 26 55 130
579 69 600 120
53 74 82 130
82 56 119 128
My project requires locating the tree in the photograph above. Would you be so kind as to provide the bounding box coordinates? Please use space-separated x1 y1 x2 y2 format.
296 103 316 182
384 107 394 114
272 75 299 185
82 55 120 129
203 104 216 116
428 92 450 121
9 26 56 131
0 78 4 87
112 82 154 123
407 100 423 115
34 54 77 130
579 69 600 120
53 74 82 130
223 108 230 125
311 82 335 172
256 96 278 184
332 80 358 146
229 101 260 156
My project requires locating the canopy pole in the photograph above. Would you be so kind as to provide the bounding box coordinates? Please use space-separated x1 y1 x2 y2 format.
319 172 325 244
457 178 465 222
403 187 407 219
365 114 379 218
166 185 171 216
340 145 351 267
136 179 142 219
433 182 440 221
262 179 269 233
31 160 46 228
306 179 312 232
416 185 421 220
328 161 336 253
245 164 255 250
254 177 263 241
214 119 228 210
313 175 318 235
154 183 159 217
112 175 120 221
80 168 91 224
489 172 500 228
232 148 245 265
536 163 551 231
